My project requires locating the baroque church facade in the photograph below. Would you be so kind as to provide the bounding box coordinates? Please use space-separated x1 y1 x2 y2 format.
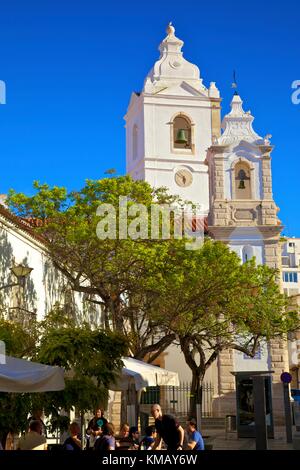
125 24 288 422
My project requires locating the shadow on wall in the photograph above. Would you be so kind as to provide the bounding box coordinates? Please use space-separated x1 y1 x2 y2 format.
43 259 81 322
0 229 14 309
43 257 103 326
42 259 75 316
0 229 37 314
43 259 60 313
21 254 37 313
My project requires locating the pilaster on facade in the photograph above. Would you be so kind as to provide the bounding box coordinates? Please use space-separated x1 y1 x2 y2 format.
213 349 236 417
264 240 282 269
211 97 222 139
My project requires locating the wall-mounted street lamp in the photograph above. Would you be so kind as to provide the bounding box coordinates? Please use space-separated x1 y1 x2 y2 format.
0 265 33 290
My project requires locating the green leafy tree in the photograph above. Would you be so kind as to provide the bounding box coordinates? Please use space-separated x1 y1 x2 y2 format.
151 239 300 415
8 177 179 360
7 177 300 420
35 308 128 433
0 308 128 442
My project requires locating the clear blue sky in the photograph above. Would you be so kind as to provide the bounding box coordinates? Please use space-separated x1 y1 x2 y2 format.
0 0 299 235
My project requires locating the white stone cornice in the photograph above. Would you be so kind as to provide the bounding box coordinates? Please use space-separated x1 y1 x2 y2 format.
208 225 283 242
143 93 211 103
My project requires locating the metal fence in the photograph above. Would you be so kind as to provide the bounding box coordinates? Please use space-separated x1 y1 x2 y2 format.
140 382 214 418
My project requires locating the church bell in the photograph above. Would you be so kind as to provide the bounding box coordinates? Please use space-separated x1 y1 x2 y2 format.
238 179 245 189
175 129 188 144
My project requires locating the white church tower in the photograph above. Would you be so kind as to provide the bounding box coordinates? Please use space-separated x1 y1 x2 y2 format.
125 23 221 214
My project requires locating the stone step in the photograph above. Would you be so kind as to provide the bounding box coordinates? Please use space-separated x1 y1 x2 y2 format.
199 418 225 429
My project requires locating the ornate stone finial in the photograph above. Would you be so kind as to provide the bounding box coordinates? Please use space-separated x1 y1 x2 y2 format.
166 22 175 36
263 134 272 145
143 21 202 91
219 93 262 145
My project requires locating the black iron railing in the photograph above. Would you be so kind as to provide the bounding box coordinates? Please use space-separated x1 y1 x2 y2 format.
140 382 214 418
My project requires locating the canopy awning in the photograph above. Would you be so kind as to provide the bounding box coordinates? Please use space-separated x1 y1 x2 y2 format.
111 357 180 391
0 356 65 392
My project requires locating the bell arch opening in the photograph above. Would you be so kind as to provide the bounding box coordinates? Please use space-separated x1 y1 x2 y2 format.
173 115 192 150
234 161 252 199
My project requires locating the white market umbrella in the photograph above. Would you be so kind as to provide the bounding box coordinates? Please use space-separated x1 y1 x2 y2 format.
111 357 179 391
0 356 65 393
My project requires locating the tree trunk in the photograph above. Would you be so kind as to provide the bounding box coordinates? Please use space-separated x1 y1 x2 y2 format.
103 304 110 330
189 372 203 419
110 298 123 331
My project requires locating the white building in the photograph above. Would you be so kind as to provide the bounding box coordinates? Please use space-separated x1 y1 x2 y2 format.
281 237 300 296
281 238 300 389
0 202 101 326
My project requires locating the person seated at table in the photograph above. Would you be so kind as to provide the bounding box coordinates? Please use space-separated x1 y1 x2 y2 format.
139 426 157 450
128 426 140 450
186 419 204 451
62 422 82 451
115 423 131 450
94 423 115 451
27 409 47 437
18 420 47 450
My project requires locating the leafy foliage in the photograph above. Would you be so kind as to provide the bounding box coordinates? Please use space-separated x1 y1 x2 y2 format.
147 238 300 413
0 317 37 358
8 177 180 359
35 308 128 430
0 307 128 440
7 177 300 418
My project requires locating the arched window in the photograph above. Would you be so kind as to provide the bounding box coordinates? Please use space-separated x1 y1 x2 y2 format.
234 161 251 199
242 245 254 263
173 115 192 149
132 125 138 160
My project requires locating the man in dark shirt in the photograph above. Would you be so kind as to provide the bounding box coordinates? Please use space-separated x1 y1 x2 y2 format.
151 404 184 451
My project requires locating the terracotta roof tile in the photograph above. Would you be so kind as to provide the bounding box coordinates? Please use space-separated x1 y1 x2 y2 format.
0 204 46 244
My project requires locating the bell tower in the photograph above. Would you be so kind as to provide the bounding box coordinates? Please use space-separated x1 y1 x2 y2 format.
125 23 221 214
207 92 281 265
207 92 289 424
